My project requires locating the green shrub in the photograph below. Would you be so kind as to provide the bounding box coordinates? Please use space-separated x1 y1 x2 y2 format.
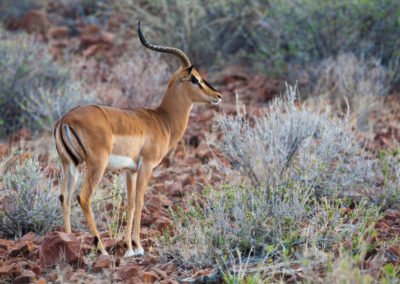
0 155 62 238
112 0 400 89
0 28 92 137
111 0 265 70
162 86 398 281
258 0 400 79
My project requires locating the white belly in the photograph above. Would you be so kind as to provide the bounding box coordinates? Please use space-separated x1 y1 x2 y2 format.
107 155 137 171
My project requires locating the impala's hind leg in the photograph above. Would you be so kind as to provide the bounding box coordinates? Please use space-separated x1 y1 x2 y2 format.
78 157 108 255
124 171 137 257
60 161 78 234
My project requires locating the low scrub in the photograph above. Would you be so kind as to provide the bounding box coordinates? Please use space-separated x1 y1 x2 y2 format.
0 28 92 137
0 154 62 238
260 0 400 80
112 0 399 86
162 86 400 281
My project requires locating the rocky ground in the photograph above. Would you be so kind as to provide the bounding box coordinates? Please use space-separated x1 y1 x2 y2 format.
0 2 400 283
1 68 399 283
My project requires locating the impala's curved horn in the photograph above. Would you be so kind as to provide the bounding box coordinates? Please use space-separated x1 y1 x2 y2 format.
137 20 191 68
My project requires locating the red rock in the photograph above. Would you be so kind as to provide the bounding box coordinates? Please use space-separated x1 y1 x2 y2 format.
103 238 124 255
143 271 159 283
45 271 58 282
139 255 158 266
388 246 400 256
159 194 173 208
146 195 161 213
182 174 195 187
26 262 42 276
195 142 213 161
152 268 168 279
92 255 112 272
48 26 70 39
125 276 144 284
116 263 140 281
10 241 35 257
0 238 13 251
0 263 22 279
0 143 9 159
166 182 182 197
153 216 172 232
20 10 50 36
39 232 81 267
19 232 36 242
36 278 47 284
159 263 176 274
12 269 36 284
141 212 159 226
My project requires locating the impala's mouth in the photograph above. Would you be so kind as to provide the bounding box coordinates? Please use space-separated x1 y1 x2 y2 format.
211 98 221 105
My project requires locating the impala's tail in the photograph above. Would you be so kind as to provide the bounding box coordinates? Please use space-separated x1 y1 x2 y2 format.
54 120 86 166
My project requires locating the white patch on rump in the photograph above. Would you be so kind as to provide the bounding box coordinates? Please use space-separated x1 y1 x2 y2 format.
107 155 136 171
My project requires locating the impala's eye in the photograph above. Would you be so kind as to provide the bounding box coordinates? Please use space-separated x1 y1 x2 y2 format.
190 76 199 84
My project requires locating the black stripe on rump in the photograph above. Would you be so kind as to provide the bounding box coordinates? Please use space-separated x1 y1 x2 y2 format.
69 126 87 156
60 124 79 166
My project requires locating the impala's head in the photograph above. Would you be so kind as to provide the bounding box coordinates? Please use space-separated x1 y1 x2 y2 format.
138 21 221 106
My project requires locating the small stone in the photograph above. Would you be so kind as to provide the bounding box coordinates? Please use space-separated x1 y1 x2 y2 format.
39 231 81 267
45 271 58 282
0 263 22 279
167 182 182 197
116 263 140 281
92 255 111 273
12 269 36 284
19 232 36 242
152 267 168 279
195 142 213 161
153 217 171 232
10 241 35 257
143 271 159 283
181 174 195 187
36 278 47 284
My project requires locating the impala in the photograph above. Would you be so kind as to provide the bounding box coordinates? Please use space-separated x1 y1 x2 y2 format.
54 21 221 257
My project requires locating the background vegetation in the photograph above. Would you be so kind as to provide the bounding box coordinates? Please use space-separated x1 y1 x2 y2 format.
0 0 399 282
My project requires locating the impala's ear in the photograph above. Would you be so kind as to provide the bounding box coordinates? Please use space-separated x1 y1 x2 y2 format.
184 64 194 75
179 65 194 82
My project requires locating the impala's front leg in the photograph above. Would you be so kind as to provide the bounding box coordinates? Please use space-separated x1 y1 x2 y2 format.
131 162 153 256
124 171 138 257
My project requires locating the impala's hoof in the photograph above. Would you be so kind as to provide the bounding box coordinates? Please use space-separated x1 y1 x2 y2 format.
124 247 144 258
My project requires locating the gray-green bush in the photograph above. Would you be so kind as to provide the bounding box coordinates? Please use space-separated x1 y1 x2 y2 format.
259 0 400 78
112 0 400 88
162 86 399 281
112 0 265 70
0 28 92 137
0 155 62 238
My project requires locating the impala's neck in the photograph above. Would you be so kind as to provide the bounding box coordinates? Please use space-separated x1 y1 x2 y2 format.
156 83 192 148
